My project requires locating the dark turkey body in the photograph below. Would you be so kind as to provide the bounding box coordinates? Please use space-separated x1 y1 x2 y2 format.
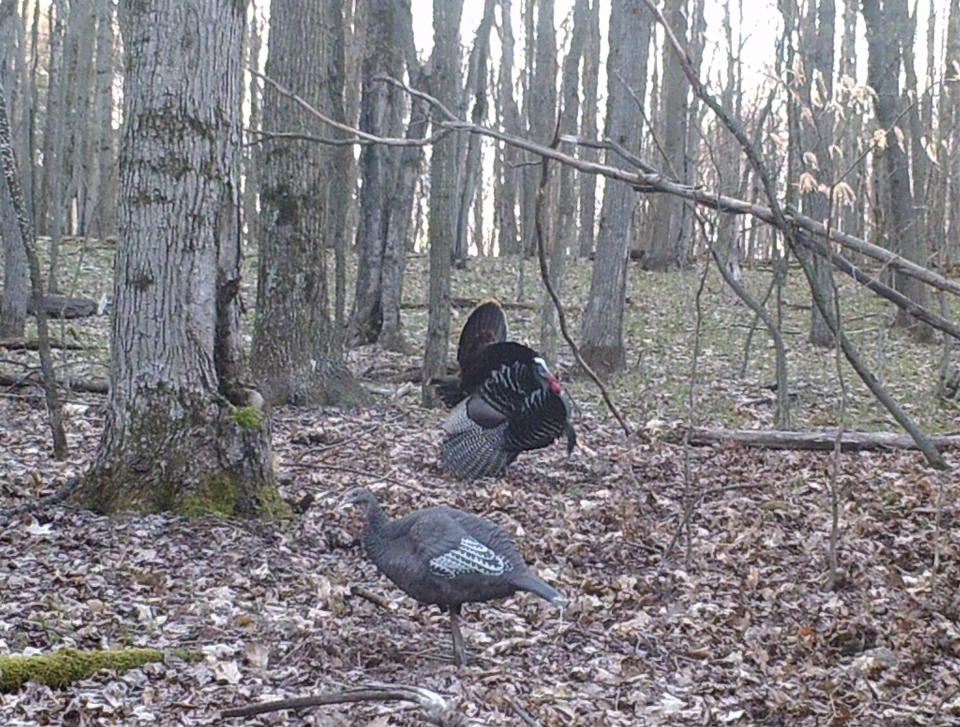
362 505 539 607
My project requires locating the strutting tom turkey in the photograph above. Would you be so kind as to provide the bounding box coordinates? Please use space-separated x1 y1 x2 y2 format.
434 299 576 479
342 487 567 667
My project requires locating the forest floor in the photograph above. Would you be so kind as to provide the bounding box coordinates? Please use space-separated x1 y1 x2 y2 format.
1 243 959 725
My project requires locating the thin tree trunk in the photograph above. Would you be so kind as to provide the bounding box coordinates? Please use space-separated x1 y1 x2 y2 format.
580 0 651 375
577 0 601 258
422 0 464 406
540 0 588 363
496 0 521 257
453 0 496 264
646 0 688 271
863 0 932 340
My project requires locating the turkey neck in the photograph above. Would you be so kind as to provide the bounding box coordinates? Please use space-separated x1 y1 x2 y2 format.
361 501 392 561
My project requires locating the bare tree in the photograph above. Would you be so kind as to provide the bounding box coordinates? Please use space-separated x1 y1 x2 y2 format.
646 0 694 270
351 0 404 344
520 0 557 256
793 0 839 347
421 0 464 406
79 0 276 514
0 0 27 336
540 0 588 363
251 0 361 406
453 0 497 264
862 0 931 340
380 3 428 352
495 0 522 257
577 0 601 258
580 0 652 375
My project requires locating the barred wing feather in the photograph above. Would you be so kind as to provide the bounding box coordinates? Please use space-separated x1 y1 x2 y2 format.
429 536 513 579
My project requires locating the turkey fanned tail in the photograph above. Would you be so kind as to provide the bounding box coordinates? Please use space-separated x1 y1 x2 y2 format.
441 427 519 479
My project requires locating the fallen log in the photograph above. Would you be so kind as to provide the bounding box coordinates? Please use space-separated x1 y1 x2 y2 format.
674 428 960 452
0 337 87 351
27 294 98 319
0 373 108 393
402 297 540 310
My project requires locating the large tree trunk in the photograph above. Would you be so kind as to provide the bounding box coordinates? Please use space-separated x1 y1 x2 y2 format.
79 0 276 515
580 0 651 375
251 0 361 406
862 0 932 340
421 0 463 406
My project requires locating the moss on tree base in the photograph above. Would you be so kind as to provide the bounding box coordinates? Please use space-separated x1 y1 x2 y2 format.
0 647 194 692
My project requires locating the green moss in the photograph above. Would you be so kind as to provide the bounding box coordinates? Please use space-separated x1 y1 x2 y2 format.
0 647 166 692
177 472 241 518
231 406 263 429
254 481 294 520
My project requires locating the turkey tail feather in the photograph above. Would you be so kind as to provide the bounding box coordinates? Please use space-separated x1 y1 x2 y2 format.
457 299 508 369
512 573 567 605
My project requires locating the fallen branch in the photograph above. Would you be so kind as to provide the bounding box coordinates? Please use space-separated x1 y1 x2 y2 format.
674 428 960 452
26 294 98 319
221 683 485 725
402 298 541 311
0 337 88 351
0 476 80 520
0 373 107 393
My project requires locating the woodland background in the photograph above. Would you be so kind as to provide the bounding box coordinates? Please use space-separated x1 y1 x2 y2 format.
1 0 959 724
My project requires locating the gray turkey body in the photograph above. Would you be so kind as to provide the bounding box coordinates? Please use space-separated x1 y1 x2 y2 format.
343 487 566 666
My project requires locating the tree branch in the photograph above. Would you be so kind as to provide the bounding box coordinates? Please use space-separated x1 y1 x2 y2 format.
639 0 948 470
221 683 485 725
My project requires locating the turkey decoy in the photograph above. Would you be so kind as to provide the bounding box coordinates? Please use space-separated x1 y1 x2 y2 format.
434 299 576 479
342 487 567 667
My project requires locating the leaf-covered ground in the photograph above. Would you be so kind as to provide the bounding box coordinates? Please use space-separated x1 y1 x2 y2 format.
1 246 959 725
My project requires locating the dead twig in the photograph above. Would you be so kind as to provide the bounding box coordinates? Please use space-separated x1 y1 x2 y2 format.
534 134 631 436
221 683 484 726
0 477 80 521
350 585 392 610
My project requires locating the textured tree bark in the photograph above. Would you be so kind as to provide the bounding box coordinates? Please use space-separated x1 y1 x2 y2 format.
580 0 651 375
646 0 689 271
351 0 403 345
453 0 496 265
540 0 588 364
380 3 427 353
796 0 838 348
87 0 117 240
495 0 521 257
251 0 361 407
862 0 932 340
79 0 276 516
577 0 601 258
520 0 557 257
421 0 463 407
0 0 27 337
